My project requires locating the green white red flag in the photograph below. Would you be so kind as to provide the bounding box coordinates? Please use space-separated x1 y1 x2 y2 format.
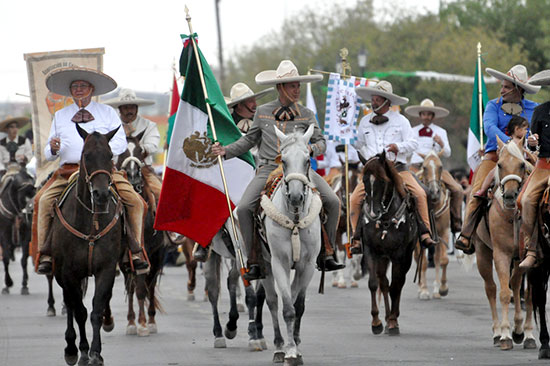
467 62 489 173
165 74 180 147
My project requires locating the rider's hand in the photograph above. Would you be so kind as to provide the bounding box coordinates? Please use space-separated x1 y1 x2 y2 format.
50 137 61 155
528 133 539 147
212 142 226 156
386 143 399 154
433 135 444 148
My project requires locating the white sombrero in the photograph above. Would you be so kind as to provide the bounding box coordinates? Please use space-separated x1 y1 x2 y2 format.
355 80 409 106
102 88 155 107
529 70 550 86
405 98 449 119
255 60 323 85
0 116 30 132
226 83 274 108
485 64 540 94
45 66 117 97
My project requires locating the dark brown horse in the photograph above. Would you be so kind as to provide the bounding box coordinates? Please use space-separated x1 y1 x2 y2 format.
117 133 167 336
52 125 123 366
355 152 418 335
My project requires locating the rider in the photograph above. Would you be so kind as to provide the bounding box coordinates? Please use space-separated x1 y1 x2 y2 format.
349 80 437 253
194 82 273 262
103 88 162 201
0 116 33 181
455 64 540 254
517 69 550 269
405 98 464 235
34 67 149 275
212 60 345 280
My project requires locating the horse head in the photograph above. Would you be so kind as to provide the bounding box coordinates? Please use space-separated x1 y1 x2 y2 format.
420 151 444 203
118 131 146 192
13 167 36 210
76 124 119 211
274 124 314 212
495 136 527 209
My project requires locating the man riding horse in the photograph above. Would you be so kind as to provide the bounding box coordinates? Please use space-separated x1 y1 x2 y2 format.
212 60 344 280
0 116 33 181
34 66 149 275
349 80 437 253
456 64 540 254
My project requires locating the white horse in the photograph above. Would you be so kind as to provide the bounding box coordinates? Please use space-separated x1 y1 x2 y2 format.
259 124 322 366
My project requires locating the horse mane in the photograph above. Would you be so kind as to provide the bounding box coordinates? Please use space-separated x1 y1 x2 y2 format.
363 154 407 198
494 140 526 187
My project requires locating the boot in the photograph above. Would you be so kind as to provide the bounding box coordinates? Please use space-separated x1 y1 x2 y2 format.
321 225 345 271
323 255 345 271
193 244 209 262
455 235 475 255
243 264 263 281
519 251 537 269
37 255 52 275
350 239 362 255
131 253 150 275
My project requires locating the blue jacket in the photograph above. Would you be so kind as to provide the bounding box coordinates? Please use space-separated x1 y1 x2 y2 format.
483 97 538 153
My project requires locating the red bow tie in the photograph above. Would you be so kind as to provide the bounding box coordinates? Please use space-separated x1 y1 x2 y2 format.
71 109 95 123
418 126 433 137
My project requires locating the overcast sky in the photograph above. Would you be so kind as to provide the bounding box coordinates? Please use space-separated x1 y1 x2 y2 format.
0 0 441 103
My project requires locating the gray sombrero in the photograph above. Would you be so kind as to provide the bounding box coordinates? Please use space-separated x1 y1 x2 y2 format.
0 116 30 132
485 64 540 94
355 80 409 106
405 98 449 119
102 88 155 107
529 70 550 86
45 66 117 97
226 83 274 108
255 60 322 85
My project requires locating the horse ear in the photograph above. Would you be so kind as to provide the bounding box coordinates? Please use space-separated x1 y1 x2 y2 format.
136 130 146 142
380 149 386 162
302 124 315 144
275 154 282 165
274 125 287 142
496 135 505 150
76 123 88 141
417 152 426 160
105 126 121 142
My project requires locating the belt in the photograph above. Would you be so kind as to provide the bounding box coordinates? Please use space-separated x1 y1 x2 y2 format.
536 158 550 170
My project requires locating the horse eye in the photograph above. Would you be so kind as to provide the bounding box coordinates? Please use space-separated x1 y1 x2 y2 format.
498 163 502 169
520 162 525 170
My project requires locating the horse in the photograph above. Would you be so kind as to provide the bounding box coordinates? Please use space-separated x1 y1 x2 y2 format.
257 124 321 365
330 161 364 289
0 165 35 295
354 151 418 335
473 137 535 350
116 133 167 337
166 232 198 301
415 151 450 300
51 125 124 366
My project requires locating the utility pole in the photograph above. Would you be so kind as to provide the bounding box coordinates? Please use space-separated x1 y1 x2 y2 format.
214 0 225 88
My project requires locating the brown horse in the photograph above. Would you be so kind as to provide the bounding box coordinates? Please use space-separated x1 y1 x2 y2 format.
474 137 535 350
166 232 198 301
415 151 450 300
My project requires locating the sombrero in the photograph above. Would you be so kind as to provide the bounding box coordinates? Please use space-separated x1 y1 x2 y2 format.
255 60 322 85
405 98 449 119
102 88 155 107
485 64 540 94
355 80 409 106
226 83 274 108
45 66 117 97
529 69 550 86
0 116 30 132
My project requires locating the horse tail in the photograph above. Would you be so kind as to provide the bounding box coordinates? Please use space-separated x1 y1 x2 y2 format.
529 260 550 326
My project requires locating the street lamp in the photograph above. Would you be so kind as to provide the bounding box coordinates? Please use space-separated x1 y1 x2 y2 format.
358 46 368 77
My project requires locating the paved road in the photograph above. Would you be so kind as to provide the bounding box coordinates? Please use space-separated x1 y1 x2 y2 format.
0 251 546 366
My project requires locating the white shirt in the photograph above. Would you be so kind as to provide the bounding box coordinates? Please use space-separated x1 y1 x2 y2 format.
410 123 451 165
0 136 33 170
122 114 160 165
318 140 359 170
354 110 418 165
44 101 127 166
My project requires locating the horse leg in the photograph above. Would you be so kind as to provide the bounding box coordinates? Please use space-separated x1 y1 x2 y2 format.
62 278 89 366
46 274 56 316
224 261 240 340
530 265 550 358
204 251 225 348
2 231 13 294
523 278 537 349
333 248 346 288
183 237 197 301
89 270 116 366
366 250 382 334
475 242 500 346
438 236 450 297
415 244 429 300
125 273 137 335
509 262 526 346
376 257 391 330
20 239 29 295
147 271 159 334
243 283 262 351
261 272 285 363
133 274 149 337
254 282 268 350
387 249 414 335
493 250 514 350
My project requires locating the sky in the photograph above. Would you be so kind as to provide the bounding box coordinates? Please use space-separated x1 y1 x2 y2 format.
0 0 442 103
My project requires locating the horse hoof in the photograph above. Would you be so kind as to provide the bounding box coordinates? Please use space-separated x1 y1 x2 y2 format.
524 338 537 349
493 336 500 346
500 338 513 350
539 348 550 359
214 337 226 348
351 281 359 288
332 280 338 287
372 323 384 335
77 353 89 366
432 292 441 299
138 324 150 337
47 307 56 317
224 326 237 339
21 287 29 295
418 291 430 300
248 339 263 352
338 282 347 289
512 331 524 344
88 352 104 366
187 292 195 301
64 353 78 366
388 326 400 336
273 351 285 363
1 287 9 295
148 323 158 334
102 317 114 333
259 338 268 350
283 356 302 366
439 287 449 297
126 324 137 335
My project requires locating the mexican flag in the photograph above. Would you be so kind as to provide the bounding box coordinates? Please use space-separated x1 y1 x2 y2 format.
154 34 255 246
165 74 180 147
467 62 489 174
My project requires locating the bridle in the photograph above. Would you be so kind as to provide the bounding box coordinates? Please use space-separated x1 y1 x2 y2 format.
78 156 114 215
121 156 144 194
363 173 395 222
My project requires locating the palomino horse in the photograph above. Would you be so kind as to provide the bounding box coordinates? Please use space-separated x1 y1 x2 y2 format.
474 138 535 350
0 166 35 294
51 125 124 366
166 233 198 301
117 134 167 337
415 151 450 300
355 152 418 335
258 124 321 365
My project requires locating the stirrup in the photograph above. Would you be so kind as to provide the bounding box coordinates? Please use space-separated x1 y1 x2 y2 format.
455 235 475 254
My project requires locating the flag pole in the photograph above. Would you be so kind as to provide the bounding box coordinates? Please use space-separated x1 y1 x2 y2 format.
477 42 484 148
185 6 250 287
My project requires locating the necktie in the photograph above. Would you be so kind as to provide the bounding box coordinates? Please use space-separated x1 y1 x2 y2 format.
71 109 95 123
418 126 433 137
370 115 389 125
273 106 298 121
